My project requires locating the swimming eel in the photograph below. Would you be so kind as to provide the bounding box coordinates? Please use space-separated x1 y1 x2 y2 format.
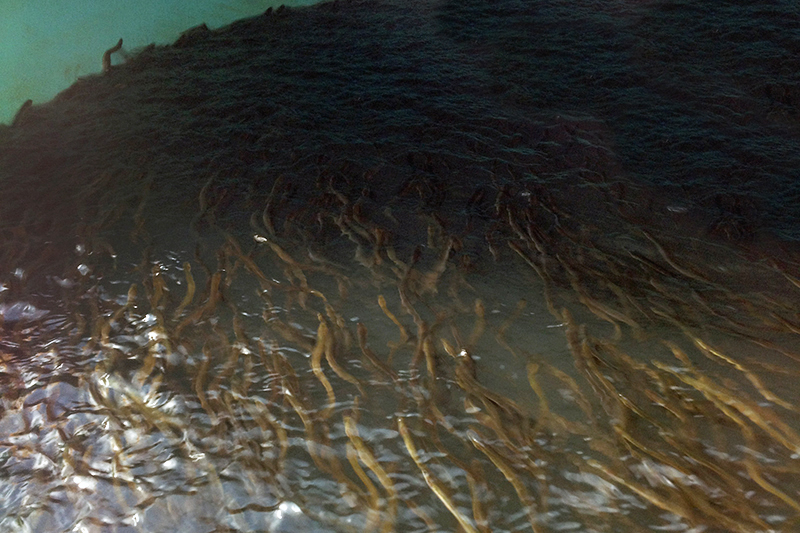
102 39 123 72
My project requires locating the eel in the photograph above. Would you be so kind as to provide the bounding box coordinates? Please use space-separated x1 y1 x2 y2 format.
102 38 123 72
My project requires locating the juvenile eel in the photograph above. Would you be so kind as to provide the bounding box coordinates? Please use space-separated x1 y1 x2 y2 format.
102 38 123 72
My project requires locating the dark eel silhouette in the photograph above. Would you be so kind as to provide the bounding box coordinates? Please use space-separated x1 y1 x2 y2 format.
102 38 123 72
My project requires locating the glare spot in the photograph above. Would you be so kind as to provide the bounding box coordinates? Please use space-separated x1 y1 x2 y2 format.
52 276 75 288
147 328 168 344
72 475 97 491
275 501 302 520
189 451 206 462
233 342 252 355
124 428 142 444
465 403 481 414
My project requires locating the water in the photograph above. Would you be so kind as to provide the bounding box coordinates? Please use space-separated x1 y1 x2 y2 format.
2 1 800 531
0 0 327 126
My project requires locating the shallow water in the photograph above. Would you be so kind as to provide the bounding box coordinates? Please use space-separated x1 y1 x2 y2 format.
2 1 800 532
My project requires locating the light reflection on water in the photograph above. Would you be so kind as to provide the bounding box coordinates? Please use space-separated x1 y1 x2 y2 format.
2 202 799 533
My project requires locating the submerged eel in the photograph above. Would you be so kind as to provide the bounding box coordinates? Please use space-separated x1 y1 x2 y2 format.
102 39 123 72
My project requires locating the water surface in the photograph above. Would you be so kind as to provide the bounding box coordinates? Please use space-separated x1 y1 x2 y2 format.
2 1 800 531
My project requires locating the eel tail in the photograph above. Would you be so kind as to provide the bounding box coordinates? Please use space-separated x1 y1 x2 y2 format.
102 38 123 72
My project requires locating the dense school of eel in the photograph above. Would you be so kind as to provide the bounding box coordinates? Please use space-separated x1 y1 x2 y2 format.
2 1 800 531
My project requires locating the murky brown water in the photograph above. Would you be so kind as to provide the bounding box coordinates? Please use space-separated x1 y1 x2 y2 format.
2 1 800 532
